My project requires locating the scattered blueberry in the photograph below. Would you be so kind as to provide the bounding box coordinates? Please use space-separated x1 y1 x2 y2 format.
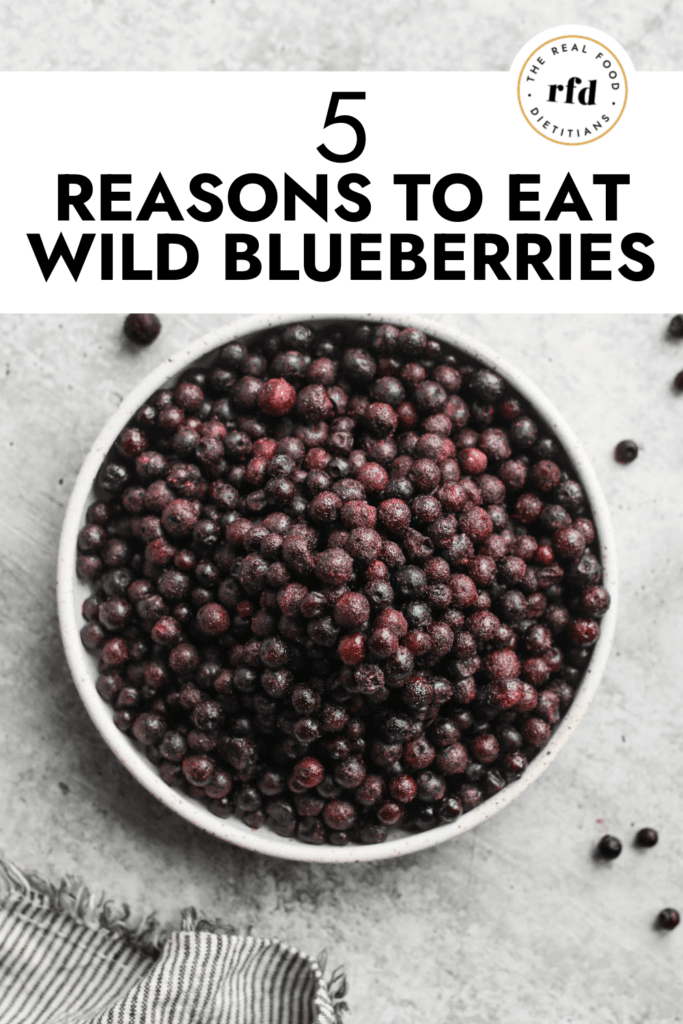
598 834 622 860
614 440 638 465
124 314 161 346
635 827 658 848
657 908 680 931
667 315 683 339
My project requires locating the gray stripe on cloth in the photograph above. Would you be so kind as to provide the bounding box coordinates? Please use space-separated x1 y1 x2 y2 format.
88 932 334 1024
0 858 347 1023
0 892 151 1024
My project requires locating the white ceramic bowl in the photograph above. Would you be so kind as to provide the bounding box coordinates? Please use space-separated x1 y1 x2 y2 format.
57 314 617 863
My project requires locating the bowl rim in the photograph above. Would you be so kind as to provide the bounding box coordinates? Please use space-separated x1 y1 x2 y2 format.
57 313 618 864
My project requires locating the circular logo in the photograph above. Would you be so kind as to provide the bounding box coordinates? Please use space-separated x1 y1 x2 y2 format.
517 34 627 145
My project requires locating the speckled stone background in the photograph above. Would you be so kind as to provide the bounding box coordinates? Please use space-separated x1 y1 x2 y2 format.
1 2 682 1021
0 0 681 71
2 312 683 1023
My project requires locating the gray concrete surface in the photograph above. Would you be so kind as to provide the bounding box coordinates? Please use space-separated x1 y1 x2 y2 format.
1 312 682 1023
0 0 681 71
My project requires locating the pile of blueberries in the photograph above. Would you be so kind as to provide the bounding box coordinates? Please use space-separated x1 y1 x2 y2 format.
78 318 610 846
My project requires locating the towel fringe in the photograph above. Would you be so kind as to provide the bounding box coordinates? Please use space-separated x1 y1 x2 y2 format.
0 854 166 956
0 855 348 1019
318 949 349 1022
178 905 236 937
0 858 236 950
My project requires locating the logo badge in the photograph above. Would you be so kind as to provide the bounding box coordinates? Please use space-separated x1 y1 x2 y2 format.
517 34 628 145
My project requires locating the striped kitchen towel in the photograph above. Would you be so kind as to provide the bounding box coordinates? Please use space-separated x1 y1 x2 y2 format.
0 858 347 1023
